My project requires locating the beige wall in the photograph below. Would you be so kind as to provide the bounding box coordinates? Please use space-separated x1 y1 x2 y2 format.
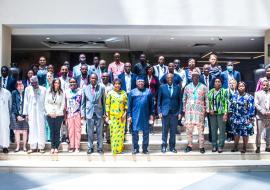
0 25 11 68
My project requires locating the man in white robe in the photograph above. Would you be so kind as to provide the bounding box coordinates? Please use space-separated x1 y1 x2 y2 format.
23 76 46 153
0 83 12 153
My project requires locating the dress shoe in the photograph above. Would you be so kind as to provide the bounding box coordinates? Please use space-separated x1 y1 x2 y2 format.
265 148 270 152
106 140 111 144
200 148 205 154
3 148 9 154
39 149 45 154
218 148 223 153
170 148 177 153
14 148 20 153
184 146 192 153
161 147 166 153
142 149 149 154
231 147 239 152
212 147 217 152
132 149 139 154
255 147 260 153
87 148 94 154
97 149 104 154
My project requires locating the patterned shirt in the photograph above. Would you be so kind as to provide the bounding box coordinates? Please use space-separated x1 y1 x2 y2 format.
108 61 124 79
208 88 228 114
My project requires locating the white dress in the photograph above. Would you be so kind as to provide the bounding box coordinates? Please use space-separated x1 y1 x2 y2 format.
0 88 11 148
23 86 46 148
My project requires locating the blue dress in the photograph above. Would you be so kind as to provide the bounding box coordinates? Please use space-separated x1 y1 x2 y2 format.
128 88 154 131
229 93 255 136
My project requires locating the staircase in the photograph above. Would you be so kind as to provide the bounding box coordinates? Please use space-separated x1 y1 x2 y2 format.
1 119 270 173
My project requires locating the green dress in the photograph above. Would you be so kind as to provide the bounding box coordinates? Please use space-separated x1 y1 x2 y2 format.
106 90 128 154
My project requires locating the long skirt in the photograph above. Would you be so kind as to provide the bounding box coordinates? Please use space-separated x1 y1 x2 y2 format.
110 115 126 154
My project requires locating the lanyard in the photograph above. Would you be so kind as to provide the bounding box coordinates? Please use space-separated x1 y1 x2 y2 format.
192 83 200 100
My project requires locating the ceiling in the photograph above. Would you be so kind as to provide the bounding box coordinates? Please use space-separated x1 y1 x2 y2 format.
10 25 265 59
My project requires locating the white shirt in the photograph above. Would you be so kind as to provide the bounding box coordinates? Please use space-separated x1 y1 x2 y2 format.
125 72 132 93
59 76 70 91
154 64 168 80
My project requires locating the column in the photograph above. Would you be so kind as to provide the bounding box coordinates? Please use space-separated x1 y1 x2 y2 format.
0 24 12 68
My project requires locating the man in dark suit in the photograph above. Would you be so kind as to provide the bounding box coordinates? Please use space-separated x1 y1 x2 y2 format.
118 62 137 95
221 61 241 89
1 66 16 92
199 64 213 90
158 73 182 153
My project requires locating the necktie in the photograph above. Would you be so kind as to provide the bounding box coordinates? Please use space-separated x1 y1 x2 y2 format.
91 86 95 96
169 86 173 96
205 76 208 87
3 78 6 88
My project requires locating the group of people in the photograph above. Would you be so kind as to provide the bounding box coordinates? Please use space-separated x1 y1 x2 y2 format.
0 52 269 155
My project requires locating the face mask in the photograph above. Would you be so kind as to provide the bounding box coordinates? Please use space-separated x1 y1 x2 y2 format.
227 66 233 72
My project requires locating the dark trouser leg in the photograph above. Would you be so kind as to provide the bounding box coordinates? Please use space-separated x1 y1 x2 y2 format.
47 116 55 149
96 117 104 151
132 129 139 151
142 126 150 151
210 115 218 148
161 115 169 148
217 115 226 148
54 116 64 149
169 114 177 150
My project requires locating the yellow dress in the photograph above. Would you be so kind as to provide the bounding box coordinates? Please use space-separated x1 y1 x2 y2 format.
106 90 128 154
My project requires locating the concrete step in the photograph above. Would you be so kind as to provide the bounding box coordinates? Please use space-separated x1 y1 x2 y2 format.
1 158 270 173
1 151 270 162
7 139 266 152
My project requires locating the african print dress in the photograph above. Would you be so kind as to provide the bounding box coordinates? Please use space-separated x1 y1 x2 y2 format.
229 93 255 136
106 90 128 154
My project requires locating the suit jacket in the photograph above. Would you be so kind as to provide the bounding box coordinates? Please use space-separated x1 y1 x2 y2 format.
199 74 213 90
11 90 25 117
255 90 270 119
75 75 89 89
0 76 16 92
118 72 137 93
81 84 106 119
72 63 91 78
157 84 182 116
221 70 241 89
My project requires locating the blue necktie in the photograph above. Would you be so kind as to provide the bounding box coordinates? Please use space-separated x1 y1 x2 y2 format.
169 86 173 96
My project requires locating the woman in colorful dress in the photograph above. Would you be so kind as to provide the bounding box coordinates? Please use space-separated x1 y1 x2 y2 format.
230 81 255 153
226 79 238 141
106 78 128 154
65 78 83 153
208 77 228 153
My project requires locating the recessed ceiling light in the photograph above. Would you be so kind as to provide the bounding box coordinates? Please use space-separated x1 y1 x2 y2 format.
210 37 215 41
170 37 175 40
250 38 255 41
45 37 50 40
98 37 102 40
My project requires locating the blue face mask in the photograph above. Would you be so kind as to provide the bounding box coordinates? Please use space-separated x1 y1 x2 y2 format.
227 66 233 72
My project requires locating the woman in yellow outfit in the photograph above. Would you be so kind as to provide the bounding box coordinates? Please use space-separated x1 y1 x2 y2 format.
106 78 128 154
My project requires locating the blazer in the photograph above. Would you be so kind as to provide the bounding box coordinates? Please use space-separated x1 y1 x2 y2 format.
255 90 270 119
72 63 91 78
81 84 106 119
157 84 182 116
75 75 89 89
0 76 16 92
221 70 241 89
199 74 213 90
118 72 137 93
11 90 25 117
